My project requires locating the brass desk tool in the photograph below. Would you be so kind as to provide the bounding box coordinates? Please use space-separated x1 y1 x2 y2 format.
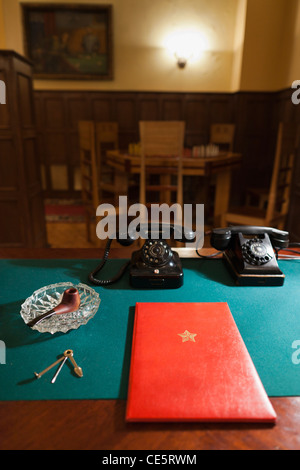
34 349 83 383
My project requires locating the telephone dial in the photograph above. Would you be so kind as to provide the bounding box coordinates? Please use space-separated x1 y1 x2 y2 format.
210 226 289 286
88 223 195 289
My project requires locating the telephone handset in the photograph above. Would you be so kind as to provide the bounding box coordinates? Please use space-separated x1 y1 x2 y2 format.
210 226 289 286
88 223 195 289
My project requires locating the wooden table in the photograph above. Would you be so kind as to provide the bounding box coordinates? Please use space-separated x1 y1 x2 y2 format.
1 247 300 451
106 151 242 227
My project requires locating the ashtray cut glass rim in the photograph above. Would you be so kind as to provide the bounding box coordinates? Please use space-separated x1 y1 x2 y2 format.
20 282 101 334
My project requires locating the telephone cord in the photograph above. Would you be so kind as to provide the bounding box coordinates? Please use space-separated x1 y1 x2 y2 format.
88 238 131 286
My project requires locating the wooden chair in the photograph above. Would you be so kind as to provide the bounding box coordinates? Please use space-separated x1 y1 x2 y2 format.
245 123 298 211
79 121 126 243
95 122 119 203
78 121 99 243
210 124 235 152
220 122 298 230
205 124 236 220
139 121 185 218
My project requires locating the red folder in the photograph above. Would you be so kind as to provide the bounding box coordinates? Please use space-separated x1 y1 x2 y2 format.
126 302 276 423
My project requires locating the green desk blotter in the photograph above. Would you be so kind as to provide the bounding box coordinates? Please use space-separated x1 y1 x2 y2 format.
0 258 300 401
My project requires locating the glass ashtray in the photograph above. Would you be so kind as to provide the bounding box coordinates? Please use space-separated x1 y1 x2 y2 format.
20 282 101 334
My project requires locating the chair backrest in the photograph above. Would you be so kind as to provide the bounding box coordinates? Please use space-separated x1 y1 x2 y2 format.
78 120 99 209
95 122 119 177
139 121 185 157
266 122 299 227
139 121 185 207
210 124 235 151
96 122 119 146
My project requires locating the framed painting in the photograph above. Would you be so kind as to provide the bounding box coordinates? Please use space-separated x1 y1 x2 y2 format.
22 4 113 80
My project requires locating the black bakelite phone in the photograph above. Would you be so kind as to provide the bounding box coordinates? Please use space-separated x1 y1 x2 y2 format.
88 223 195 289
210 226 289 286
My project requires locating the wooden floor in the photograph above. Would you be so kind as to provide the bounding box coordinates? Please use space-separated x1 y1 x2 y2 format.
47 222 96 248
44 194 212 249
46 222 210 249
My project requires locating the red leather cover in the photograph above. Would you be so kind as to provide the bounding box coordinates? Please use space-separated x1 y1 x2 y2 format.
126 302 277 423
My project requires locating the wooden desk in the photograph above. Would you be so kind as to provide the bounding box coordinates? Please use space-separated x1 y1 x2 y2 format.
1 247 300 451
106 151 241 226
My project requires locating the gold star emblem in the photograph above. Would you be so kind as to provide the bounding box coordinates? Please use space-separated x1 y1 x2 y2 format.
178 330 197 342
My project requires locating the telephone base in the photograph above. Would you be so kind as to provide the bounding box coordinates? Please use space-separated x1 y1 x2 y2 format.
130 274 183 289
129 247 184 289
224 252 285 287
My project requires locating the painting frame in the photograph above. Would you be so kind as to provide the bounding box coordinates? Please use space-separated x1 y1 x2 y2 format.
22 3 113 80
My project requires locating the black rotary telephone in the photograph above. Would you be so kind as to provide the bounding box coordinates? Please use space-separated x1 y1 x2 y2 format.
210 226 289 286
88 223 195 289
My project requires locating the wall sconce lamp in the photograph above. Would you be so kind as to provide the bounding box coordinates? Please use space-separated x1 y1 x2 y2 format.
174 43 193 69
165 29 207 70
175 55 188 69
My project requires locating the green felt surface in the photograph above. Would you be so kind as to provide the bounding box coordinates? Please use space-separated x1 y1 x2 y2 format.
0 257 300 401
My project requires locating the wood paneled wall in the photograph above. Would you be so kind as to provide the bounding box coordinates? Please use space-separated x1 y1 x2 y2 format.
34 90 276 193
0 51 47 248
34 88 300 239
